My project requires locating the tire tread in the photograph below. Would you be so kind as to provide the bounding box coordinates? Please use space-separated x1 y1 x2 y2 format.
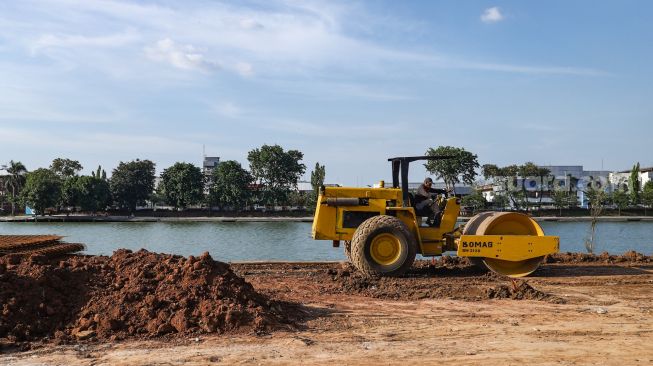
350 215 416 277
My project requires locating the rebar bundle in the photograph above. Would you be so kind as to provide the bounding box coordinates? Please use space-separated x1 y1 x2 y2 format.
0 235 85 257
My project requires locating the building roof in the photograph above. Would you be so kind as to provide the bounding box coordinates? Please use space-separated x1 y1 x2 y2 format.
617 166 653 174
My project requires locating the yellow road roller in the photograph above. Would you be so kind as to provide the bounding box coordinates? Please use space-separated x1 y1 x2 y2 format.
311 156 559 277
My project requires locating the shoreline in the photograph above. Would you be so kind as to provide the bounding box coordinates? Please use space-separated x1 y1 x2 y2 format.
2 215 653 223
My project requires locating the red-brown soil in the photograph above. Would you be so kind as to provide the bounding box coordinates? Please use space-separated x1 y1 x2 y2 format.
0 250 295 350
2 251 653 365
547 250 653 263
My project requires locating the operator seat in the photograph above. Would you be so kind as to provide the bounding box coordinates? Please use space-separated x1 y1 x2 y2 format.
409 192 438 226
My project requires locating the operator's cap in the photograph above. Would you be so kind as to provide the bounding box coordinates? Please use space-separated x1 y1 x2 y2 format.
424 177 433 184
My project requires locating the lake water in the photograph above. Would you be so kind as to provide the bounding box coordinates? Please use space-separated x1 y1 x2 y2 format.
0 221 651 261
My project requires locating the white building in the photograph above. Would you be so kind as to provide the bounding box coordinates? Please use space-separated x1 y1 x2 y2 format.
296 181 340 193
609 166 653 192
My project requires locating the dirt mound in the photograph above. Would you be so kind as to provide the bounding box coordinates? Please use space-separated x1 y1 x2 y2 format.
0 250 294 348
323 259 554 302
0 254 95 345
547 251 652 264
487 281 563 303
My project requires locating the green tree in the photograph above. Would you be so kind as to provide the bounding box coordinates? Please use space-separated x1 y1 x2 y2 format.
50 158 83 212
461 190 486 213
50 158 83 178
551 190 577 216
629 162 641 205
482 164 521 209
110 159 156 214
287 190 308 208
567 192 579 208
158 162 204 210
60 175 81 210
642 181 653 216
518 162 540 180
517 162 540 211
551 190 569 216
536 167 553 207
92 165 107 181
19 168 62 215
424 146 479 193
76 175 112 213
515 163 552 211
492 193 510 210
611 189 630 216
3 160 28 216
247 144 306 205
207 160 252 210
584 186 607 254
148 190 166 209
308 162 326 209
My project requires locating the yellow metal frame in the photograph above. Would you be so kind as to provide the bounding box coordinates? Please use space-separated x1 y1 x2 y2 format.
312 186 559 264
311 187 399 241
312 187 460 256
456 234 559 261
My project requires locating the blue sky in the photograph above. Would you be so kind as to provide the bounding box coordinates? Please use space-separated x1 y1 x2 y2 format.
1 0 651 185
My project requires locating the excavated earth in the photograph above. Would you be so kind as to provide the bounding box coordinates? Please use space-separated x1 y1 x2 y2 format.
1 250 653 365
0 250 297 351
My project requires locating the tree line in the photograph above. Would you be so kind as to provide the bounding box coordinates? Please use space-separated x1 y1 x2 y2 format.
2 144 327 216
5 143 652 217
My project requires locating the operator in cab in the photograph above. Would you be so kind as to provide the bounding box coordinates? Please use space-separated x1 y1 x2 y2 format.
415 177 449 226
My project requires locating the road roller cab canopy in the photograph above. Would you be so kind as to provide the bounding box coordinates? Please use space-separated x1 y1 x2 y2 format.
388 156 453 207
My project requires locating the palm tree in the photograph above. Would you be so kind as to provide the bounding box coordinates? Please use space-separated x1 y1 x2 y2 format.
4 160 27 216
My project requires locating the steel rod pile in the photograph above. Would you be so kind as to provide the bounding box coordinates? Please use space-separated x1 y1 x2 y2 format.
0 235 85 257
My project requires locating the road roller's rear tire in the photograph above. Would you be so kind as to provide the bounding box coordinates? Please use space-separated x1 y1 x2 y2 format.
464 212 545 278
350 215 417 277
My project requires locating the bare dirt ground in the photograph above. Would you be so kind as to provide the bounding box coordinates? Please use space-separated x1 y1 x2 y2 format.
2 256 653 366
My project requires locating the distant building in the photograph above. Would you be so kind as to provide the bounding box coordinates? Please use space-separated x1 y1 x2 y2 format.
296 181 340 193
609 166 653 192
201 156 220 194
296 181 313 193
541 166 611 208
485 165 612 209
202 156 220 177
478 184 496 202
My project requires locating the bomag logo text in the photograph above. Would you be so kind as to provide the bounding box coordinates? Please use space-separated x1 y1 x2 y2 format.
462 241 493 248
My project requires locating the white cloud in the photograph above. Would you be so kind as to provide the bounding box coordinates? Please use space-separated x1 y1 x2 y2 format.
213 102 241 118
481 7 504 24
0 126 202 157
11 1 601 79
234 62 254 77
452 61 608 76
243 116 403 138
239 18 264 30
270 80 415 101
31 31 140 54
144 38 219 72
